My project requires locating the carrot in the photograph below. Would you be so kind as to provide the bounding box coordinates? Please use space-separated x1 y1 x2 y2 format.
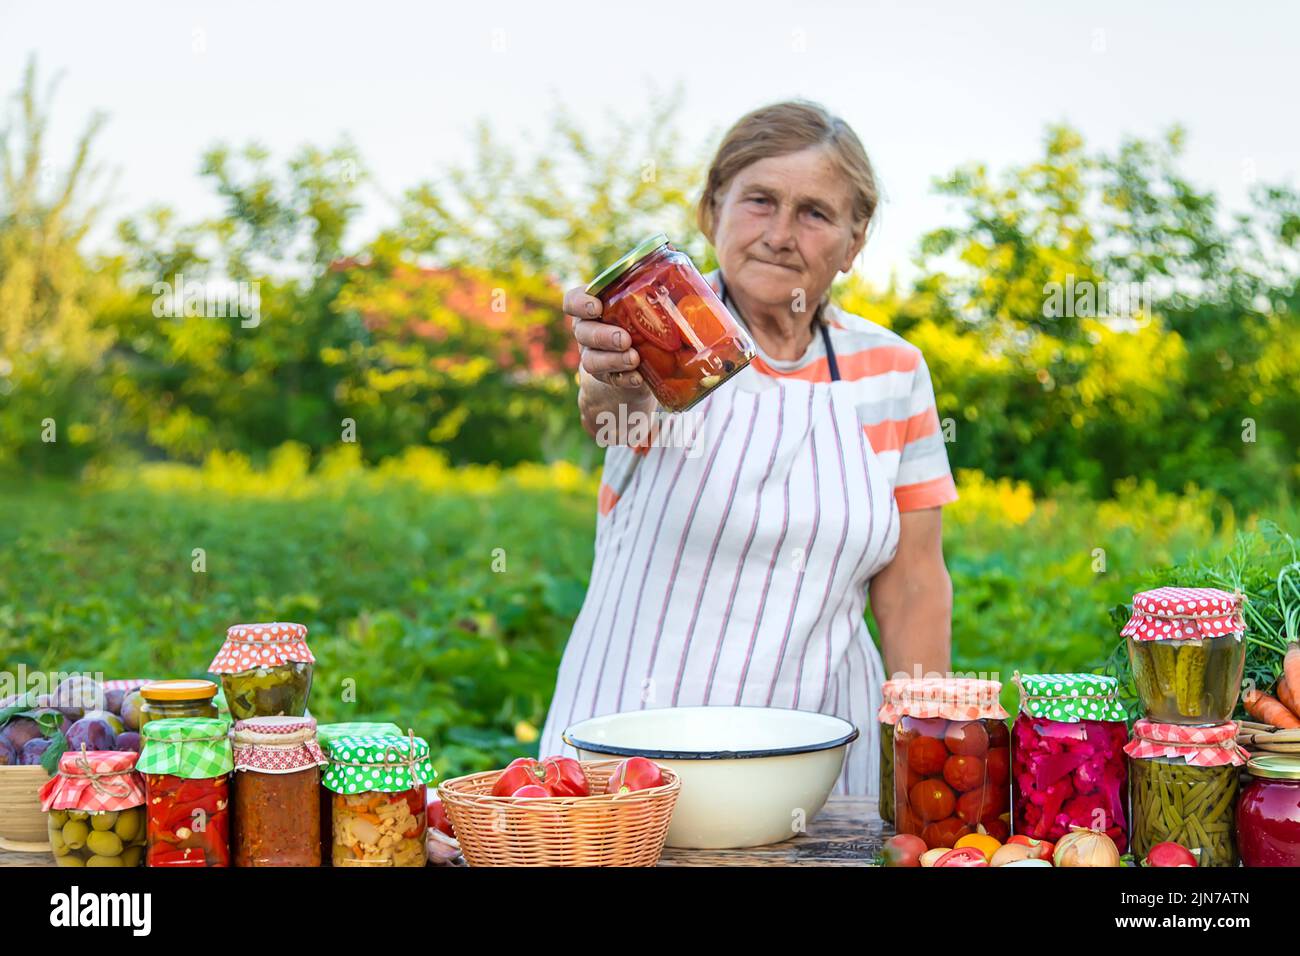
1276 642 1300 720
1244 687 1300 729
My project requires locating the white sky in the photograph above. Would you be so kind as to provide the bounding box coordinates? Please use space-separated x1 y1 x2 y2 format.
2 0 1296 286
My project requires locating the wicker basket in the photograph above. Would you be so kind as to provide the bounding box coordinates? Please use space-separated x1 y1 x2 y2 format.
0 765 53 852
1237 721 1300 755
439 759 680 867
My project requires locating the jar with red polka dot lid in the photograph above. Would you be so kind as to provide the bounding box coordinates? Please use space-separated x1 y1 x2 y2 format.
208 622 315 721
1123 587 1246 725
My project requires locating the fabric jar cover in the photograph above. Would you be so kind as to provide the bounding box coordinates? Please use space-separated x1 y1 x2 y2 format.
137 717 234 779
878 678 930 725
316 721 404 754
1121 586 1245 642
231 716 326 774
321 734 437 794
39 749 146 813
1014 672 1127 723
880 676 1008 722
208 621 316 673
1123 718 1249 768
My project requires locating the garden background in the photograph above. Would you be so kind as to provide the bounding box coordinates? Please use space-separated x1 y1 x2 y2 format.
2 44 1298 776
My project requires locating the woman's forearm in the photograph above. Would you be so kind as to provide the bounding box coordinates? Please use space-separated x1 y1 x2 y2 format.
578 367 658 444
871 562 953 679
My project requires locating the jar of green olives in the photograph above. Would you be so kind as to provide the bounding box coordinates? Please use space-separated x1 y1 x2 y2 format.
38 749 148 867
140 679 220 726
208 622 316 721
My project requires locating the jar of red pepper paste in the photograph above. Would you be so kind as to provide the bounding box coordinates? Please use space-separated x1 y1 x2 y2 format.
138 717 233 867
1010 673 1129 850
892 678 1011 847
586 234 756 413
231 716 327 866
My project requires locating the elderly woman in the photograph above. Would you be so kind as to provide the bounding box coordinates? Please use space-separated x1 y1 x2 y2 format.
538 101 957 796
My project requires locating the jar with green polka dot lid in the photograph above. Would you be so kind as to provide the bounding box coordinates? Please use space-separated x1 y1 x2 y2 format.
322 733 436 867
1010 673 1130 851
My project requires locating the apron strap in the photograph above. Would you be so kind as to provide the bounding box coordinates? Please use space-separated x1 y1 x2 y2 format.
717 272 840 382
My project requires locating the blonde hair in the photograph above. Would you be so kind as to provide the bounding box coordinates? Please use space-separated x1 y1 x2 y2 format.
696 100 879 241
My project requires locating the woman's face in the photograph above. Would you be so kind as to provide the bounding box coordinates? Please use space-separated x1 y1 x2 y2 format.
711 146 867 312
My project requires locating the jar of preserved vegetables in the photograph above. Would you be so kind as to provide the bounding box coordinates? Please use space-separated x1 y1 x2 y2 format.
1237 755 1300 867
892 678 1010 847
139 679 219 726
208 622 315 721
1123 587 1246 725
1125 718 1246 867
877 679 924 826
316 721 404 867
586 234 756 413
39 749 147 867
322 734 435 867
138 717 233 867
231 716 327 866
1010 673 1129 850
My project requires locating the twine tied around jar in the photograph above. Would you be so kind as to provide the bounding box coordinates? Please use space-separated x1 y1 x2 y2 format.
331 729 424 783
1136 590 1247 630
72 745 133 799
1011 671 1121 705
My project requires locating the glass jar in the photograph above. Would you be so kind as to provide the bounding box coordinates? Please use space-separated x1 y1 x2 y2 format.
208 622 315 720
890 678 1010 848
231 716 326 867
586 234 756 413
1237 755 1300 867
315 722 404 867
1123 587 1246 724
322 734 436 867
1125 718 1245 867
39 750 148 867
1010 673 1129 850
138 717 233 867
139 679 219 727
879 721 895 825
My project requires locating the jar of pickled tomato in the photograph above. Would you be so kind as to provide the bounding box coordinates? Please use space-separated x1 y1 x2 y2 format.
586 234 756 412
891 678 1010 848
1237 754 1300 867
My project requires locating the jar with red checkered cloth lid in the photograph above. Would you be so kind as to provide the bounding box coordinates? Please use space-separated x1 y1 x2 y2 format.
208 621 315 721
1124 719 1246 866
888 677 1012 846
38 749 148 867
1122 587 1247 725
230 716 325 866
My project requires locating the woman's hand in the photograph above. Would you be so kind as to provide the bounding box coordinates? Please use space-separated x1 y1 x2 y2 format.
565 286 657 441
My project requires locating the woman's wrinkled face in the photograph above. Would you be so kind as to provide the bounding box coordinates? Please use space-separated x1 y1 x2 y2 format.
711 146 867 312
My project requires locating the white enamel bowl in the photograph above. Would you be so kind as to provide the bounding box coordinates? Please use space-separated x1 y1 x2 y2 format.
563 706 858 849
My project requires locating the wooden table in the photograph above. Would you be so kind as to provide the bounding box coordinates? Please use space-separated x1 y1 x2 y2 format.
1 796 882 867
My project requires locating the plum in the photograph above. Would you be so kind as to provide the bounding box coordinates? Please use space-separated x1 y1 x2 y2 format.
66 717 115 753
119 692 144 732
52 675 104 719
2 717 45 751
82 710 125 737
20 737 51 765
114 732 141 753
104 689 126 715
0 736 15 766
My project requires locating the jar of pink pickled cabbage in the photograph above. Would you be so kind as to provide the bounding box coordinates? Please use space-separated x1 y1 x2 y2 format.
1011 673 1130 851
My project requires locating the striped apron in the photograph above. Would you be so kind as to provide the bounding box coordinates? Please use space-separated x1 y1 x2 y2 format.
538 327 901 796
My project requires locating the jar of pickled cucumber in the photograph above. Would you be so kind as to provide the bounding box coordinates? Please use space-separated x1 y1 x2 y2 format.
208 622 315 721
877 679 921 827
322 734 436 867
38 749 148 867
1125 718 1247 867
139 679 219 726
316 722 403 867
1123 587 1246 725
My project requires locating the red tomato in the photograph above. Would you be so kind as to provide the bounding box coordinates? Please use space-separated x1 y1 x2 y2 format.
512 785 550 798
492 756 590 797
987 719 1011 748
923 818 971 849
675 294 729 346
492 758 543 797
636 342 678 382
655 377 701 410
985 746 1010 786
427 795 454 838
605 756 664 794
934 847 989 868
623 293 682 352
1008 834 1055 860
906 736 948 777
942 754 986 793
882 833 928 867
944 720 990 757
909 778 956 823
981 816 1010 842
956 785 1008 825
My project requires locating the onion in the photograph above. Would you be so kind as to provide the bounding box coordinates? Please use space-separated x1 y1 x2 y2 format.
1052 827 1121 867
990 843 1034 866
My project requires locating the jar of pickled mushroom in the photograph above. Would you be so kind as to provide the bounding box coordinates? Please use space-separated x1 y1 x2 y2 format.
208 621 315 721
1237 754 1300 867
139 679 219 727
138 717 233 867
231 716 327 866
315 721 404 866
323 733 435 867
1123 587 1246 725
1010 673 1129 850
39 749 148 867
892 678 1011 847
586 233 756 412
1125 718 1246 867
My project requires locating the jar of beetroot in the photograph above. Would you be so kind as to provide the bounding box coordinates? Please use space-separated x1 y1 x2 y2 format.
1010 673 1129 850
1237 754 1300 867
586 234 755 412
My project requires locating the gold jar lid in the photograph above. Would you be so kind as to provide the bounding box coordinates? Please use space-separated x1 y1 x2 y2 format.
141 679 218 701
1247 754 1300 781
585 233 670 297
